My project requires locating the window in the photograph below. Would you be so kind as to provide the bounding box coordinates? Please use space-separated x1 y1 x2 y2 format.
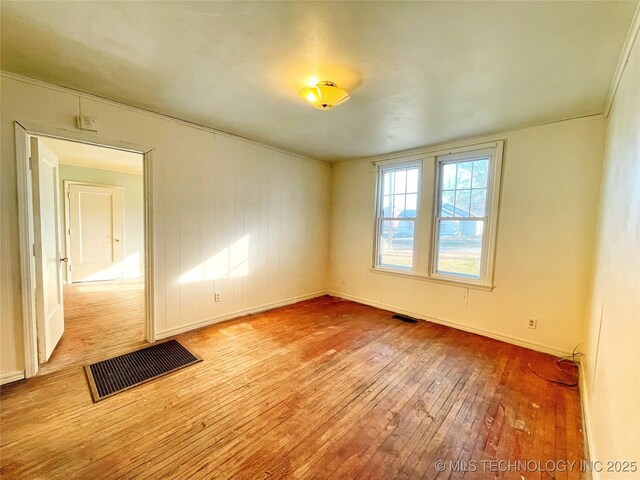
375 162 421 270
372 142 502 289
432 147 501 285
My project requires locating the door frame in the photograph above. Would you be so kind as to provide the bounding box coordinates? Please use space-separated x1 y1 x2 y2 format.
15 121 156 378
64 181 126 285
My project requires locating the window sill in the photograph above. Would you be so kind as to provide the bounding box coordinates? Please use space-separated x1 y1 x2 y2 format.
369 267 494 292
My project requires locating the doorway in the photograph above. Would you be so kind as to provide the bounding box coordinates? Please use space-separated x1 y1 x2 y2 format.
15 123 154 378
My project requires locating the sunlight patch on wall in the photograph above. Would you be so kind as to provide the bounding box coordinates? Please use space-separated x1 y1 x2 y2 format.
179 235 250 285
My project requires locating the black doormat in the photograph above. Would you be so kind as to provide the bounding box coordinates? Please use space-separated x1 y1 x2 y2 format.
84 340 202 402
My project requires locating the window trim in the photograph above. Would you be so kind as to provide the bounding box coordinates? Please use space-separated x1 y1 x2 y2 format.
370 141 503 291
372 159 423 272
367 266 495 292
429 143 503 287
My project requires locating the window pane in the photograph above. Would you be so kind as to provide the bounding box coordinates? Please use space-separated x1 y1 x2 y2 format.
442 163 456 189
441 190 455 216
454 189 471 217
456 162 472 189
470 188 487 217
383 171 394 195
404 193 417 217
382 195 392 217
379 220 414 268
436 220 483 278
392 194 405 217
394 170 407 194
406 168 419 193
377 164 420 271
472 159 489 188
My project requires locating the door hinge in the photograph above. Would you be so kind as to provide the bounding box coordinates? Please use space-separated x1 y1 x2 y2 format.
29 157 35 170
32 244 36 256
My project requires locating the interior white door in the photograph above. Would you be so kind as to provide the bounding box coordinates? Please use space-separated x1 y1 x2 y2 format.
31 137 65 363
67 183 124 283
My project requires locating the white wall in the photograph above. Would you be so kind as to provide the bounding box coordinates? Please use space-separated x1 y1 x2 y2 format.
58 164 145 280
0 74 331 380
329 118 606 356
582 25 640 478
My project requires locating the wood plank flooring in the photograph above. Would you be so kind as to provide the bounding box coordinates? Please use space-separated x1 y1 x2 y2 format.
0 296 584 479
38 279 145 376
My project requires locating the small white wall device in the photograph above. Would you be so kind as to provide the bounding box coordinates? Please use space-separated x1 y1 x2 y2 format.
75 115 98 131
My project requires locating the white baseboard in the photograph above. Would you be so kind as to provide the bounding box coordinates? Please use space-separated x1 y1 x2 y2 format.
328 290 573 358
155 287 572 357
578 360 598 479
156 291 329 339
0 370 25 386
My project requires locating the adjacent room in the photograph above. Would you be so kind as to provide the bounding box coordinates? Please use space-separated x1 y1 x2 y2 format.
0 1 638 479
33 137 146 376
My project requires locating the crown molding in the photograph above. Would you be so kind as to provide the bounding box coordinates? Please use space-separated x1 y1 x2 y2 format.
0 70 329 167
603 2 640 117
334 112 605 166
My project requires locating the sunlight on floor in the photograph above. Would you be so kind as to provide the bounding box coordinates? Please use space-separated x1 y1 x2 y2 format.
73 279 145 293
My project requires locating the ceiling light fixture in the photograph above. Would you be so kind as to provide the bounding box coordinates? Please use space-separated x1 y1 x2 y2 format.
300 81 350 110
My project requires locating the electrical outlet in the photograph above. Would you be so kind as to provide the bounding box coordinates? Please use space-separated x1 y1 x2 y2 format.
214 292 222 302
340 277 346 286
527 318 537 329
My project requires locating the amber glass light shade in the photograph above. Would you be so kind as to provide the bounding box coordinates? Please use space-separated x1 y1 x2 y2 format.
300 81 350 110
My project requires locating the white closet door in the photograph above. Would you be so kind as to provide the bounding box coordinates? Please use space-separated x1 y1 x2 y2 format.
67 183 124 283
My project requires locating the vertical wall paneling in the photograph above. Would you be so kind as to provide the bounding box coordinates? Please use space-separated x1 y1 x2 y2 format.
198 132 217 323
1 75 331 378
178 126 203 327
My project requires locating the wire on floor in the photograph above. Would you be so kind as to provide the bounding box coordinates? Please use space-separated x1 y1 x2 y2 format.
527 344 583 387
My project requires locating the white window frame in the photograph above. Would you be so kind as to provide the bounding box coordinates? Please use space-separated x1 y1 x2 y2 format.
430 143 503 287
373 160 422 272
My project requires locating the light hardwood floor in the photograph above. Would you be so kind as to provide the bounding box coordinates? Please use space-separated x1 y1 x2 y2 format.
38 279 146 376
0 296 584 479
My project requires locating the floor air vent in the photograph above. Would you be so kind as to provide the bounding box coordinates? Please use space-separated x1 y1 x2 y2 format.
84 339 201 402
392 314 419 324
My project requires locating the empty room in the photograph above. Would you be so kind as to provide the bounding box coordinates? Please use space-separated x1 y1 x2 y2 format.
0 1 638 479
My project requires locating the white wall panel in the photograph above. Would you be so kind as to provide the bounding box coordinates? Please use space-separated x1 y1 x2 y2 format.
582 28 640 476
198 131 217 323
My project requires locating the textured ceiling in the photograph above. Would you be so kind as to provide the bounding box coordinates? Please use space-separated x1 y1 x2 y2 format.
1 1 637 161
